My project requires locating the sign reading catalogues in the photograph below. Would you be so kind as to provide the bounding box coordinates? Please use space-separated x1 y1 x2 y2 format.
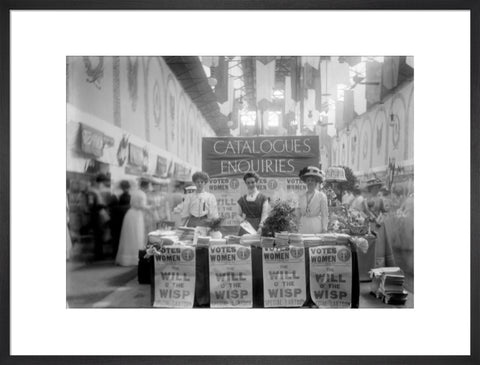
309 245 352 308
153 245 196 308
262 245 307 307
209 244 253 308
202 136 320 178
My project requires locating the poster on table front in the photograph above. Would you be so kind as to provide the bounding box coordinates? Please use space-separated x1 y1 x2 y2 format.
309 245 352 308
153 245 196 308
202 136 319 228
262 245 307 307
208 244 253 308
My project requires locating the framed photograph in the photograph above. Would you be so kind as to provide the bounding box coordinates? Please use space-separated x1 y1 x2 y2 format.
2 1 478 364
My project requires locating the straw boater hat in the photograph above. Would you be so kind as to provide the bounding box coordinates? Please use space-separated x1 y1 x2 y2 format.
299 166 325 183
366 177 383 188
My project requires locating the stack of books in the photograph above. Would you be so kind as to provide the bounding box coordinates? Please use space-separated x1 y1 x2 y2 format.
302 234 322 248
147 230 178 245
260 236 275 248
196 236 211 247
176 226 196 242
240 234 261 247
226 235 242 245
274 232 289 247
369 267 408 305
288 233 303 246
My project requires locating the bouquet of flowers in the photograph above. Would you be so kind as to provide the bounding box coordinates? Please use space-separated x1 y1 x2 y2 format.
261 200 298 237
328 205 369 235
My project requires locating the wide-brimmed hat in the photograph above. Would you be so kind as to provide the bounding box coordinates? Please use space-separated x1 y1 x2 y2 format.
299 166 325 183
366 178 383 188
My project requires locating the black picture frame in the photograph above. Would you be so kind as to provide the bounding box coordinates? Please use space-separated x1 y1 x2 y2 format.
1 1 478 364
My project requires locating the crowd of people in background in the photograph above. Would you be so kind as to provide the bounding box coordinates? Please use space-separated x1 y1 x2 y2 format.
66 173 197 263
66 169 414 263
340 179 414 225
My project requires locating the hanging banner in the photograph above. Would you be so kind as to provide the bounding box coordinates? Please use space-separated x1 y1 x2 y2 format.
262 245 306 307
309 245 352 308
153 245 196 308
209 244 253 308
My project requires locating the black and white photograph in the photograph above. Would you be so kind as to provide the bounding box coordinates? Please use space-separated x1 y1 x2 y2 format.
66 55 415 309
5 7 475 361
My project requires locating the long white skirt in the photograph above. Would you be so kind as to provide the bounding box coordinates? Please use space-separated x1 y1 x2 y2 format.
299 215 323 234
115 208 145 266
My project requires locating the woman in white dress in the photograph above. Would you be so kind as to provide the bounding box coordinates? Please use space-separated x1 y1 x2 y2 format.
115 189 149 266
296 166 328 234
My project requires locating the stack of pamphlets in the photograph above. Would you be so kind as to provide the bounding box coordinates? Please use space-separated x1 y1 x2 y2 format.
147 230 178 245
239 234 261 247
274 232 289 247
369 267 408 305
176 226 196 242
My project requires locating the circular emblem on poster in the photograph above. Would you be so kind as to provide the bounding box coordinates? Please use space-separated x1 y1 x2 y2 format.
337 248 351 262
229 178 240 190
290 246 304 259
153 81 161 128
267 179 278 190
236 247 250 261
181 248 195 262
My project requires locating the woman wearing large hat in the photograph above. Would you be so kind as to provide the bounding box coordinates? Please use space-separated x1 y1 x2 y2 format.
296 166 329 234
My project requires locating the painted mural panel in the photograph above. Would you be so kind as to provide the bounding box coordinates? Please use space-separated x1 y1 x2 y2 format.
406 84 414 161
119 56 147 140
339 134 348 167
187 106 196 162
166 75 178 154
145 57 167 149
388 94 407 163
359 117 372 173
178 93 187 160
372 107 388 167
331 139 339 167
68 56 115 125
349 125 359 171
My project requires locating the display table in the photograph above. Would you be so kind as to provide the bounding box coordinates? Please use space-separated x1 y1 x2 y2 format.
141 241 361 308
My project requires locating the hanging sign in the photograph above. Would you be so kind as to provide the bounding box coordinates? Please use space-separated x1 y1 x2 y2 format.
155 155 167 177
127 143 149 174
262 245 306 307
174 162 191 181
79 124 105 158
153 245 196 308
128 143 143 166
309 245 352 308
202 136 319 178
209 244 253 308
